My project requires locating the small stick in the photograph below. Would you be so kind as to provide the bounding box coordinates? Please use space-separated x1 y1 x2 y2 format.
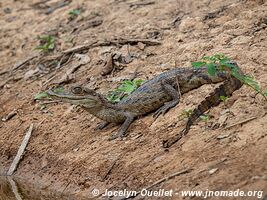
0 69 9 76
101 160 117 181
224 116 257 130
129 1 155 8
36 118 46 129
143 168 192 191
170 12 185 26
12 55 38 71
7 123 34 176
61 181 71 194
7 177 23 200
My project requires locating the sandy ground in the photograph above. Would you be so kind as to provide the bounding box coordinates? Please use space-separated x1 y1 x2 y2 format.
0 0 266 199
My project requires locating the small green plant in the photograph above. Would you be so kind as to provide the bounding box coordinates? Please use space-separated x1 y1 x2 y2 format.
107 79 145 103
219 95 228 102
178 109 193 120
35 35 56 52
220 95 229 107
68 9 81 16
192 53 267 100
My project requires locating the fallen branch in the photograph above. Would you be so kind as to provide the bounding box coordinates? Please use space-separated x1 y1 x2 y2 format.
62 41 97 54
7 123 34 176
36 38 160 77
63 38 161 55
224 116 257 130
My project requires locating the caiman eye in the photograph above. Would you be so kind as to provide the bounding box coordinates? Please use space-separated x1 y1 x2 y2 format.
71 86 83 94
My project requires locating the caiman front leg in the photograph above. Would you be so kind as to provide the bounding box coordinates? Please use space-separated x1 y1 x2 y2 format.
153 81 180 119
109 112 135 140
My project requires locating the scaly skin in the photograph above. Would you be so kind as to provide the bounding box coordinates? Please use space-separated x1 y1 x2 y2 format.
47 64 243 147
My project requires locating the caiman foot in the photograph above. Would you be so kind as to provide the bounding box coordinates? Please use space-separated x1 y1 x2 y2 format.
108 134 119 141
95 122 110 130
108 132 126 141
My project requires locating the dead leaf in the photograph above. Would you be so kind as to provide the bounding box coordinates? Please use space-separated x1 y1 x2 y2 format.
74 53 91 65
101 54 114 76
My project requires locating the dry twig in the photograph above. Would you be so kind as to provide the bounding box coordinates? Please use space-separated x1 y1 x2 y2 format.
224 116 257 130
101 160 117 181
7 123 34 176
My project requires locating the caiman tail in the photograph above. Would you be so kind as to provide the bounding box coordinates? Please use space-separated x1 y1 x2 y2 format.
163 74 243 148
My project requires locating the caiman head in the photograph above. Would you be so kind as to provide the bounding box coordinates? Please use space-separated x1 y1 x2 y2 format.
47 86 108 108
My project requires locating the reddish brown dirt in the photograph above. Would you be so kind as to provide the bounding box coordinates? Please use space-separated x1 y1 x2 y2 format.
0 0 266 199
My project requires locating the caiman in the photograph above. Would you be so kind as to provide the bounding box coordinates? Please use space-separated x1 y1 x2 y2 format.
47 63 243 148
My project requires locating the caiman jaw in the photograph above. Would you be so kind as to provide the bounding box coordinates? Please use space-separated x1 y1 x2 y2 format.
47 89 100 108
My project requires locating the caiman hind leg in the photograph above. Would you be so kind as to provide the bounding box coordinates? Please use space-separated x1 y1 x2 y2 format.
153 81 181 119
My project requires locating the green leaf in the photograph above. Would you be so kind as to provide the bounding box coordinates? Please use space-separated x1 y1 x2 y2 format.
220 95 228 102
199 115 209 122
48 42 55 50
106 79 145 103
34 46 46 50
193 53 266 101
34 92 49 100
192 61 206 68
220 62 236 70
69 9 81 16
219 57 231 63
207 63 217 76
